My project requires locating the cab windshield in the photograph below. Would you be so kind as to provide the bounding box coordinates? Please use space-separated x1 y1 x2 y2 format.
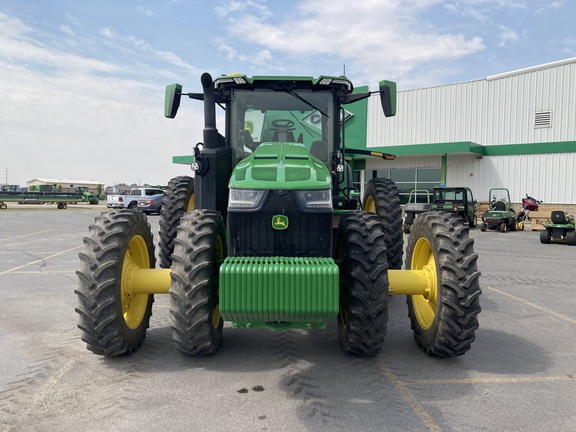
229 89 337 166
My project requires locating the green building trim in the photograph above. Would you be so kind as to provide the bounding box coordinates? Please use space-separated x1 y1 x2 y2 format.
365 140 576 157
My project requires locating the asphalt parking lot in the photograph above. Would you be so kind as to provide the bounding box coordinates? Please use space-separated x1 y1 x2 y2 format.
1 205 575 432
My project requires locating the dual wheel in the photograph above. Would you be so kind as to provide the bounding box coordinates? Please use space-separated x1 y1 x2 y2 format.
75 207 224 357
76 176 220 357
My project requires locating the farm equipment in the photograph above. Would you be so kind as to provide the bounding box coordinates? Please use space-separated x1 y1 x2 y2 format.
75 72 481 358
540 210 576 245
403 189 432 234
431 186 477 228
0 186 98 210
403 186 477 233
481 188 520 232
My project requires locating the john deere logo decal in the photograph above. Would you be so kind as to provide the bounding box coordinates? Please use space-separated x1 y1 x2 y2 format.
272 215 289 230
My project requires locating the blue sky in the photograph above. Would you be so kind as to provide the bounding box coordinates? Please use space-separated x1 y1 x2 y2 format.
1 0 574 187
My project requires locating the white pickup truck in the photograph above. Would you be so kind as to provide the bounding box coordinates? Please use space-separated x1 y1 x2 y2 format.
106 187 164 209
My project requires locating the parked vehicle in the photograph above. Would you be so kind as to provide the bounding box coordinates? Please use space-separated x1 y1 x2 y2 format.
516 194 542 227
106 187 164 209
431 186 477 228
481 188 519 232
76 71 481 360
540 210 576 245
403 189 432 234
0 186 98 210
137 193 164 215
403 186 477 233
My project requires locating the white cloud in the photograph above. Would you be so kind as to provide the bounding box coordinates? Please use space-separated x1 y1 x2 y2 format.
498 26 523 47
215 0 485 86
0 12 204 186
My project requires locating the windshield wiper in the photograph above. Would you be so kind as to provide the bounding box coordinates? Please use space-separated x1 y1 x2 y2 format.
280 84 329 118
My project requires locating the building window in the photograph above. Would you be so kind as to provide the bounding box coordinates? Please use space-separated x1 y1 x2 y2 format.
534 111 552 128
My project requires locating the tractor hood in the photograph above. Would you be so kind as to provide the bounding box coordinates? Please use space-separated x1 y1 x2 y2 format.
229 142 331 190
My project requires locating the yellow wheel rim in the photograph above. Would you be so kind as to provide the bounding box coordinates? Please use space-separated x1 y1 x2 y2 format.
121 235 150 329
365 196 376 213
410 237 438 330
187 195 195 211
212 234 223 328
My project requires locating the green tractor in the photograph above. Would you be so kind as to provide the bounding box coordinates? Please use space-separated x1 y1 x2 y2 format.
540 210 576 245
75 72 481 358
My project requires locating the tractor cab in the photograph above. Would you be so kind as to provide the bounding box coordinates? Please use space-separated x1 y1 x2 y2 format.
165 73 396 221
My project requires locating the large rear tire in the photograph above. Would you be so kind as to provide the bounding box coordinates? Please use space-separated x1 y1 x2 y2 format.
158 176 195 268
405 212 481 357
363 178 403 269
170 210 224 355
337 212 389 356
75 210 155 356
540 230 551 244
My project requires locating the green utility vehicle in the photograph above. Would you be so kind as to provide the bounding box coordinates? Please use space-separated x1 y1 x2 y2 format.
540 210 576 245
403 186 478 233
431 186 478 228
481 188 519 232
75 73 481 358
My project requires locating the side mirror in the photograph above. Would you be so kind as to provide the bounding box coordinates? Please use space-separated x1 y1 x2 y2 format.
164 83 182 118
379 80 396 117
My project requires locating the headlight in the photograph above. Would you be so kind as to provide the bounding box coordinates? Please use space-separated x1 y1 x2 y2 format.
228 188 268 211
294 190 332 212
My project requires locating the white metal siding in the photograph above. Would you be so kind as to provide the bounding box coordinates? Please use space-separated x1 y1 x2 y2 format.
446 153 576 204
368 59 576 146
366 58 576 204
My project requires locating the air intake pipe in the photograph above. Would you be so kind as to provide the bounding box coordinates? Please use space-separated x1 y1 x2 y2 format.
201 72 220 149
194 72 231 219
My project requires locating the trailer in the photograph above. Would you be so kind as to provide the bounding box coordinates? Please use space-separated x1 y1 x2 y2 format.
0 187 99 209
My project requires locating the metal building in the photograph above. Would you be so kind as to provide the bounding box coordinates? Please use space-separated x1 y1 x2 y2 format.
360 57 576 209
27 178 104 195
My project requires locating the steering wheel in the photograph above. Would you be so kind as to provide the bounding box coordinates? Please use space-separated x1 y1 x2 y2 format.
271 119 295 129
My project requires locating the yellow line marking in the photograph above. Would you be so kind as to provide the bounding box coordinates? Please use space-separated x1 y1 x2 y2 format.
0 245 83 276
46 353 82 387
407 375 576 385
487 286 576 325
375 359 443 432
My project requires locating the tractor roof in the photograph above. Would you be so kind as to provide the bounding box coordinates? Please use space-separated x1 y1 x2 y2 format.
213 73 354 94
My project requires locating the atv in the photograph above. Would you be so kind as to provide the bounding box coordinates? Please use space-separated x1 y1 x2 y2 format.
540 210 576 245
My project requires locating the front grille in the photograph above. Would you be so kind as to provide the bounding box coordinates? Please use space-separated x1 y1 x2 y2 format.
227 190 332 257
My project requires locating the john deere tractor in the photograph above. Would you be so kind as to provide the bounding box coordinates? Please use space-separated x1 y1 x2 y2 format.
75 72 481 358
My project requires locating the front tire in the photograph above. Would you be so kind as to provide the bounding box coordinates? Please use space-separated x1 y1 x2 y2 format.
159 176 195 268
337 212 389 356
363 178 403 269
170 210 224 355
75 210 155 356
405 212 481 357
